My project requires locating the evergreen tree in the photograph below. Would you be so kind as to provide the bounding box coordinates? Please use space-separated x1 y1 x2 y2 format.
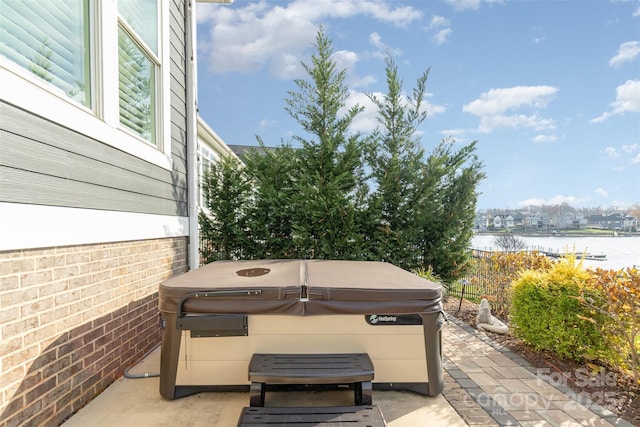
242 141 300 258
199 155 252 262
283 26 368 259
417 138 485 282
198 27 486 283
366 55 430 269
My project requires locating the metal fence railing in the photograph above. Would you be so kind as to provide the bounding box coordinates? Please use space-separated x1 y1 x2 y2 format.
446 249 498 301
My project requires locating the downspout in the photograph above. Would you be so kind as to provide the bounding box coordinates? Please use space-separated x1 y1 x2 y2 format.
185 0 199 270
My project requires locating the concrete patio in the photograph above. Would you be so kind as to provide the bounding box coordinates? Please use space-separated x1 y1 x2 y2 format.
62 317 634 427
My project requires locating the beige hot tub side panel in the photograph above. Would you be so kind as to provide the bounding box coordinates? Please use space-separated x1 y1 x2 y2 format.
175 315 429 385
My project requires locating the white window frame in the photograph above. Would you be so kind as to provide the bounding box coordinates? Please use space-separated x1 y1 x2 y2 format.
0 0 172 170
198 142 220 211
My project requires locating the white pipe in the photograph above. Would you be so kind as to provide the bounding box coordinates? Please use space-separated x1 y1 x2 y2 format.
186 0 199 270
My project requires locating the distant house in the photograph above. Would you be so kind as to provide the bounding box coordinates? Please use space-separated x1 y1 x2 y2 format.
524 212 550 229
505 215 515 228
623 215 638 231
588 213 638 231
570 213 588 229
493 215 503 229
0 1 233 425
474 213 490 230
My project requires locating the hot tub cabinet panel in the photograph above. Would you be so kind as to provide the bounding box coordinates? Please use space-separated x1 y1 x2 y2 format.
158 260 444 400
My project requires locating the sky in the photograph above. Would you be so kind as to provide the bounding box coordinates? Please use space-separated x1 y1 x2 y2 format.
194 0 640 211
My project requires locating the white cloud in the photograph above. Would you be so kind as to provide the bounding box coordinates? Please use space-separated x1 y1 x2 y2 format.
444 0 481 11
428 15 450 29
368 32 401 58
350 74 377 89
609 41 640 67
518 195 586 207
532 134 558 143
196 0 422 77
604 146 620 158
595 188 608 197
632 153 640 164
622 143 639 153
462 85 558 133
440 128 468 144
464 86 557 116
426 15 452 45
634 6 640 17
331 49 377 88
591 79 640 122
344 88 446 134
343 90 379 133
356 1 423 26
332 49 359 70
432 28 452 45
444 0 503 11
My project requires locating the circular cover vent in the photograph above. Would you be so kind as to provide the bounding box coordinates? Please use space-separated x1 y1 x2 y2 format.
236 268 271 277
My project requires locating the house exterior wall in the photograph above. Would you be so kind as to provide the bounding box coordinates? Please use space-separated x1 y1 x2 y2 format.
0 1 191 425
0 102 187 216
0 238 187 426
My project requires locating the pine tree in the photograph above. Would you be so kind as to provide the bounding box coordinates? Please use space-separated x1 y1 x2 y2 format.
198 27 486 283
366 55 430 269
417 138 485 282
199 154 252 262
283 26 368 259
242 141 300 258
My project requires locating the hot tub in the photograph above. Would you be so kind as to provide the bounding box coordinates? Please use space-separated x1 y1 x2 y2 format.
158 259 444 400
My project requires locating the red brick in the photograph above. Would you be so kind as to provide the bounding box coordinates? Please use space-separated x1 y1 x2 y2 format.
70 342 94 363
57 360 83 383
1 394 24 422
29 347 57 370
43 355 71 378
23 399 55 427
82 326 105 345
25 376 56 402
57 337 83 358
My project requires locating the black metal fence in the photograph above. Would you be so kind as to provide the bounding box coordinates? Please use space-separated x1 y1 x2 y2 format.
446 249 499 301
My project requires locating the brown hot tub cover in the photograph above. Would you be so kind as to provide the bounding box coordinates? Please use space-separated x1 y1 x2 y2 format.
159 260 442 316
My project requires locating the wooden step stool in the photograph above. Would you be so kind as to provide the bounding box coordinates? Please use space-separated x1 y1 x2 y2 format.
237 405 386 427
248 353 375 407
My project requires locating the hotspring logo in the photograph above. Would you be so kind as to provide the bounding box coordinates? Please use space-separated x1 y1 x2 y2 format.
369 315 397 324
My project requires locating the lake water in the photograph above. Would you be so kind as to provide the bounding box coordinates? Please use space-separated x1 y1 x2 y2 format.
472 234 640 270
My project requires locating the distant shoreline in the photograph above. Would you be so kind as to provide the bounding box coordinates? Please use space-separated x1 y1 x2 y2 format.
474 230 639 238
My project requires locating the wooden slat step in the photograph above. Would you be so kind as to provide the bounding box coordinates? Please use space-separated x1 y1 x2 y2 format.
249 353 374 384
248 353 374 407
237 405 386 427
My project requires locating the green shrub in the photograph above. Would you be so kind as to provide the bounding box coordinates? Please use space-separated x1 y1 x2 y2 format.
467 251 553 318
581 267 640 385
510 257 607 360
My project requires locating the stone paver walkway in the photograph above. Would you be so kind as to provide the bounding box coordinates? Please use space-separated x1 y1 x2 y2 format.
441 316 633 427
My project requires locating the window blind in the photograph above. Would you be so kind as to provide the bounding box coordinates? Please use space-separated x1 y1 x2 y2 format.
118 26 156 144
0 0 90 106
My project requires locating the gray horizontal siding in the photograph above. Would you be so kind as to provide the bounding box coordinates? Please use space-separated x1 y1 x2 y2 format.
0 104 188 216
0 165 185 215
169 0 188 185
0 0 189 217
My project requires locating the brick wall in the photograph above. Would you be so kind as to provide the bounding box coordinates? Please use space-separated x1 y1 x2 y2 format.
0 237 188 427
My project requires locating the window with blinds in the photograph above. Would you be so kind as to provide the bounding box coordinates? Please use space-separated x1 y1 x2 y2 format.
0 0 91 107
118 0 159 146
